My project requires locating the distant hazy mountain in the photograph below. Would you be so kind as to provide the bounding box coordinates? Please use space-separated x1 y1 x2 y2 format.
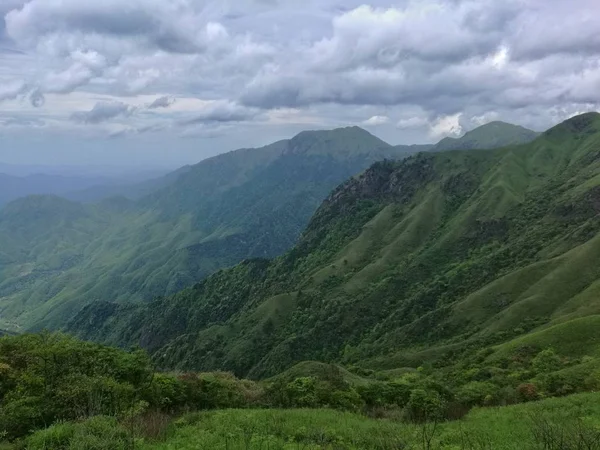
0 163 169 179
0 173 115 207
64 166 192 203
0 166 175 207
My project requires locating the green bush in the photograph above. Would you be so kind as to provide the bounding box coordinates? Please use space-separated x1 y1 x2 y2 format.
455 381 498 406
23 416 132 450
406 389 446 422
0 333 151 440
532 348 563 374
142 374 186 411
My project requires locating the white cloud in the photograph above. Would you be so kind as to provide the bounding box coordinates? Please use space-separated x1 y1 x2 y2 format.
362 115 389 126
471 111 500 126
0 80 26 101
397 116 429 129
180 100 259 125
430 113 463 138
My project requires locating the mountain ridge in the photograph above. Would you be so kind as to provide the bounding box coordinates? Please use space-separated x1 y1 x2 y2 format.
0 126 411 331
0 119 542 333
68 112 600 380
433 120 540 152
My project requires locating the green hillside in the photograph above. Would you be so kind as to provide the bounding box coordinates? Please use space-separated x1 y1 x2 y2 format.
64 165 192 203
69 112 600 380
5 331 600 449
434 121 539 152
0 126 410 331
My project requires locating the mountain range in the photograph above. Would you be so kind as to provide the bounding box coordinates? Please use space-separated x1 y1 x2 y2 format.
66 112 600 381
0 121 537 333
0 168 172 207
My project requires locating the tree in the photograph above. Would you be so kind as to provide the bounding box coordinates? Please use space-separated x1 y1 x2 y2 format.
532 348 562 374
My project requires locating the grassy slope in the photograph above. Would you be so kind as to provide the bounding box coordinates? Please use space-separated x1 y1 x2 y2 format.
69 113 600 379
266 361 371 386
142 392 600 450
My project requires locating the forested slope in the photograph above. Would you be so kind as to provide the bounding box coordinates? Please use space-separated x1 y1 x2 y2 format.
0 127 406 331
70 113 600 379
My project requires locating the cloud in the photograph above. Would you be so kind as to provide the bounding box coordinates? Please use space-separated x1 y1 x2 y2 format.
396 116 429 129
1 0 600 164
71 101 136 124
40 51 108 94
148 96 175 109
4 0 205 54
471 111 500 126
181 101 259 124
29 90 45 107
0 80 27 102
362 115 389 126
430 113 463 138
0 115 45 127
180 123 234 139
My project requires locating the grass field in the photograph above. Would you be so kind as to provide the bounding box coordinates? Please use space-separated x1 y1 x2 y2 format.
141 392 600 449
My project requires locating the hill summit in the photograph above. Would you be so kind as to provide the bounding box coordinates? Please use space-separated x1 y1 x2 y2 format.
434 121 539 151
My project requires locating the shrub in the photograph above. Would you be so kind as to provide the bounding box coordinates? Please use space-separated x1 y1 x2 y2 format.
532 348 563 374
178 372 249 410
286 377 318 408
517 383 539 402
142 374 186 411
406 389 445 423
23 416 132 450
455 381 498 407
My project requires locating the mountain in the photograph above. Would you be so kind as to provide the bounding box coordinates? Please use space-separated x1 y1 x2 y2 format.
0 126 413 332
63 165 192 203
69 112 600 380
393 143 434 153
0 172 119 206
433 121 539 152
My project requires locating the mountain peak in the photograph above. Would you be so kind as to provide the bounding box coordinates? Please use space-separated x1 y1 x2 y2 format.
290 125 379 142
286 126 391 158
434 121 539 152
545 112 600 138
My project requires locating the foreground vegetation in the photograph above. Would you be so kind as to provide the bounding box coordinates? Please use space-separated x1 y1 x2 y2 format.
18 397 600 449
2 333 600 449
142 395 600 450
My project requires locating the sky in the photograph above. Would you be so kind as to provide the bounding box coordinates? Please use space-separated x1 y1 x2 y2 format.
0 0 599 167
